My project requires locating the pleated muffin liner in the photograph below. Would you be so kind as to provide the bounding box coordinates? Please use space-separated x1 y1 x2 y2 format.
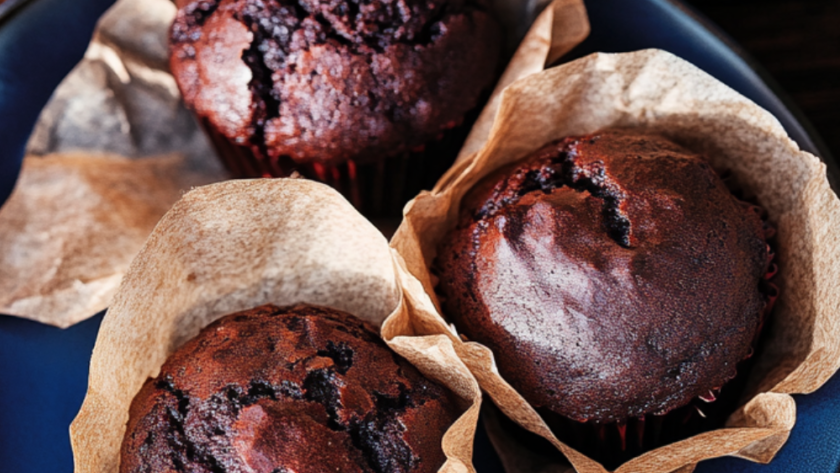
388 49 840 473
70 179 483 473
195 0 591 220
0 0 590 328
201 112 479 219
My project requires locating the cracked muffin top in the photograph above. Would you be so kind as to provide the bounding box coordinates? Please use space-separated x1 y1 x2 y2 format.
120 304 460 473
169 0 501 166
435 130 772 424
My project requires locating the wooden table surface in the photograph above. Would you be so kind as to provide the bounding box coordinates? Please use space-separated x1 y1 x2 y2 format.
687 0 840 161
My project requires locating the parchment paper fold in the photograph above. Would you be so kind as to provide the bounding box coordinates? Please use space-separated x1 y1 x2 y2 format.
1 0 588 328
71 178 482 473
0 0 224 326
0 152 219 327
389 49 840 473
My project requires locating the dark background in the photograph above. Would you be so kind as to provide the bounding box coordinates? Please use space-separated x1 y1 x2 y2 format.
687 0 840 160
0 1 838 473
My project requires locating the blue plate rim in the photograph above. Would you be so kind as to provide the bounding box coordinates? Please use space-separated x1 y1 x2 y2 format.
1 1 839 473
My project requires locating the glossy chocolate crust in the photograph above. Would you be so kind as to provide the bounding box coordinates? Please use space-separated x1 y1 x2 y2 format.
436 130 770 424
169 0 500 167
120 304 460 473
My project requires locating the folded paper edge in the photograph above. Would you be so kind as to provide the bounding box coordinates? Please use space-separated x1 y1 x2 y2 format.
389 48 840 472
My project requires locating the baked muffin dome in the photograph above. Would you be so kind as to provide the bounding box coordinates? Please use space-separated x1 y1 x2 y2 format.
169 0 501 167
120 304 460 473
436 130 771 424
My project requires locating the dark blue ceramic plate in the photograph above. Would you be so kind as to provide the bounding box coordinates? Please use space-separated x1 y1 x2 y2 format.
1 1 838 472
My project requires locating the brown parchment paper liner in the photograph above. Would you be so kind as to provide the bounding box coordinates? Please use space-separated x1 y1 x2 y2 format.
0 152 217 327
0 0 225 327
389 49 840 472
26 0 216 164
70 178 482 473
1 0 587 328
458 0 590 162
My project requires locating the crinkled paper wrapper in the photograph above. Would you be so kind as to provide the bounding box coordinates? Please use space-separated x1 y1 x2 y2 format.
0 0 225 327
70 178 482 473
0 0 589 328
389 49 840 472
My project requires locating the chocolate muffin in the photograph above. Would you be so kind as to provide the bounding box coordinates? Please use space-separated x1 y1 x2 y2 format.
435 130 774 426
120 304 460 473
169 0 501 175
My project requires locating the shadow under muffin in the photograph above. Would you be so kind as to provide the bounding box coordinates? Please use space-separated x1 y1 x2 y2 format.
169 0 503 218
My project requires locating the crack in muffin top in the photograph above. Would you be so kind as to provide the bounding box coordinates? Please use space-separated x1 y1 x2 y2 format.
120 304 460 473
435 130 772 424
169 0 501 166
